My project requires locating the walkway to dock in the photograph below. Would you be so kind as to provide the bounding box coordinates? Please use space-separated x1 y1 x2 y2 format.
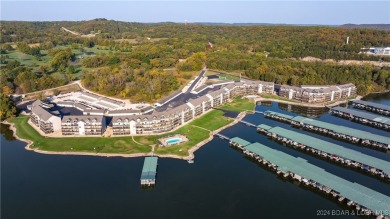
351 100 390 116
258 124 390 177
214 133 230 140
254 111 264 114
239 120 257 127
140 156 158 186
232 138 390 217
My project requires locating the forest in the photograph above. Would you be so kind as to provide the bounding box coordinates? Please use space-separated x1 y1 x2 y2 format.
1 19 390 115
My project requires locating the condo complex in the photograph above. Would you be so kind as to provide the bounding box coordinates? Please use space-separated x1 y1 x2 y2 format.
28 79 357 137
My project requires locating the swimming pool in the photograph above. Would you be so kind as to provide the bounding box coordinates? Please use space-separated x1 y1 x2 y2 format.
166 138 181 145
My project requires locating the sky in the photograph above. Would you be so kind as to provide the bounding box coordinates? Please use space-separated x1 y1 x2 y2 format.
1 1 389 25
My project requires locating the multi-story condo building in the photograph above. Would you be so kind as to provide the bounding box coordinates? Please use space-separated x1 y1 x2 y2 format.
279 84 357 103
61 115 106 136
111 81 274 135
29 100 61 134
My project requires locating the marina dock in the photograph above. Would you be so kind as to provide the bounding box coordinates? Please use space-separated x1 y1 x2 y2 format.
229 138 390 218
140 157 158 186
351 100 390 116
256 124 390 180
330 107 390 131
264 110 390 152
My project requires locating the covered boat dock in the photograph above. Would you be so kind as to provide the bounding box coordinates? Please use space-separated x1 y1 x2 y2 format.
351 100 390 116
236 139 390 217
257 125 390 180
140 156 158 186
330 107 390 131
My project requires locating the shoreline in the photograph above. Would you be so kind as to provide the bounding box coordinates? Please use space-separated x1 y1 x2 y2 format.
2 112 245 160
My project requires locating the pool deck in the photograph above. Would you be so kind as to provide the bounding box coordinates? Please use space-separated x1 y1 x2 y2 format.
158 134 189 146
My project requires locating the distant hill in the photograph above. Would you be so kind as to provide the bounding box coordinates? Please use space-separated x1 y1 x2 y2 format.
339 24 390 31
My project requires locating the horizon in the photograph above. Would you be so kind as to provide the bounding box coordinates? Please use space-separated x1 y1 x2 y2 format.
1 1 389 25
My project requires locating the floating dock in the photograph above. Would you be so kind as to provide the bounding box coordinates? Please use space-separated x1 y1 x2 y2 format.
264 110 390 152
330 107 390 131
256 124 390 180
351 100 390 116
140 156 158 186
229 138 390 218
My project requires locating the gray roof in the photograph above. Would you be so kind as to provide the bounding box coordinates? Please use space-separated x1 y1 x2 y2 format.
352 100 390 111
109 108 141 114
62 115 105 124
141 106 154 113
189 95 210 107
332 107 390 125
292 116 390 145
83 109 106 114
32 105 56 121
208 89 226 97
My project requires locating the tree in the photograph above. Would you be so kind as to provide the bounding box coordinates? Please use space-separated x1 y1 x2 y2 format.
50 49 72 71
37 64 51 74
0 93 16 121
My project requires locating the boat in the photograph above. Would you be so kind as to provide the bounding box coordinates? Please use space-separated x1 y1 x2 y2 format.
187 159 194 164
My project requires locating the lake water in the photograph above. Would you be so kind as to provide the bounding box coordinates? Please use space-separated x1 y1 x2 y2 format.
1 93 389 219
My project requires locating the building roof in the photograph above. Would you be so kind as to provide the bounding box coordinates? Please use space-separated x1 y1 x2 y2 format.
352 100 390 112
141 106 154 113
230 137 251 147
265 126 390 174
257 124 272 130
189 95 210 107
292 116 390 145
208 89 226 97
264 110 295 120
62 115 105 123
243 141 390 214
141 157 158 180
332 107 390 125
32 105 56 121
83 109 106 114
109 108 141 115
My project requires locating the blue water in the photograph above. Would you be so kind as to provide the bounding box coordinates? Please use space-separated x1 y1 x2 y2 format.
1 93 389 219
167 138 181 145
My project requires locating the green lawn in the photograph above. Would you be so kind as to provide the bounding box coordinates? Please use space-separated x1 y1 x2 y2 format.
218 97 255 112
135 110 234 157
8 116 151 154
218 73 240 81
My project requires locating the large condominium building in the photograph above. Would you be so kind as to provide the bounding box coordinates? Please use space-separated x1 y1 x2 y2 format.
29 100 61 134
61 115 106 136
279 84 356 103
112 80 274 135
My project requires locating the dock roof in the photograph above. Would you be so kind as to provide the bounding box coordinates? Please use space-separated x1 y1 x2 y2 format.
265 126 390 174
332 107 390 125
264 110 295 120
243 142 390 214
292 116 390 145
141 157 158 180
257 124 272 130
230 137 251 147
352 100 390 112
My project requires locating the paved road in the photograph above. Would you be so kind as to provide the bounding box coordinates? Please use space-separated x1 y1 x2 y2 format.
186 67 207 93
155 68 210 112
